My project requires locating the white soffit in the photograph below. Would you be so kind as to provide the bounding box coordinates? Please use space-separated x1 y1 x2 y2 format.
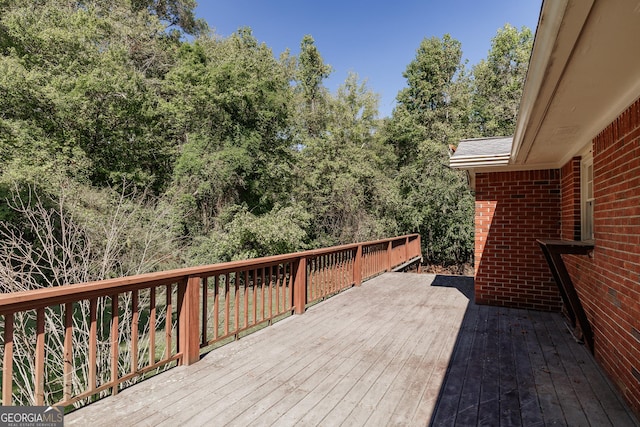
512 0 640 168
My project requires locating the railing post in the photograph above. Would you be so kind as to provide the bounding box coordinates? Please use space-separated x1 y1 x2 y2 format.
386 240 393 271
354 244 363 286
35 307 45 405
2 312 14 406
405 236 409 263
293 257 307 314
416 234 422 273
178 276 200 365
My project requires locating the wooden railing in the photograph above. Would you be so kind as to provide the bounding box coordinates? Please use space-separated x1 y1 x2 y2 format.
0 234 421 408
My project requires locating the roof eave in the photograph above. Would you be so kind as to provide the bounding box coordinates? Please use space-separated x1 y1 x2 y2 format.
450 156 510 169
510 0 572 165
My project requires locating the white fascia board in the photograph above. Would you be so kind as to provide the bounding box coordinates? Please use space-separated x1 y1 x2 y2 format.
511 0 570 163
450 156 511 169
450 153 511 160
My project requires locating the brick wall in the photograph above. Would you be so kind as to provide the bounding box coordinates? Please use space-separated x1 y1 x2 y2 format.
475 170 562 310
560 157 581 241
562 98 640 415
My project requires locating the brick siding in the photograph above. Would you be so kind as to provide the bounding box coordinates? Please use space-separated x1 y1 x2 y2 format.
560 157 582 241
473 97 640 417
562 97 640 415
474 169 562 311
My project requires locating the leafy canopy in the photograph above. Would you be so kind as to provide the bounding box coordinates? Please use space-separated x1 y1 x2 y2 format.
0 0 533 268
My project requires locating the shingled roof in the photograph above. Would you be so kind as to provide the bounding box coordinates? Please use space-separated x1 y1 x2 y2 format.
449 136 512 169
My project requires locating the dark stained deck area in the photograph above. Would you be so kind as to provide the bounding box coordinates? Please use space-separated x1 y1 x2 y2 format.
66 273 638 426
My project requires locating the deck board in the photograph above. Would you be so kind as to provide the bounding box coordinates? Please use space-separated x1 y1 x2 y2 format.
65 273 638 427
511 308 544 427
429 288 639 427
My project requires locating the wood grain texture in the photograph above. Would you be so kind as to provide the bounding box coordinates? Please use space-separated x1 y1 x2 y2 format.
430 278 638 427
65 273 638 427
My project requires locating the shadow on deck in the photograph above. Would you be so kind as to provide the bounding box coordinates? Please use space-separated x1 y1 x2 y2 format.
429 276 638 427
66 273 638 426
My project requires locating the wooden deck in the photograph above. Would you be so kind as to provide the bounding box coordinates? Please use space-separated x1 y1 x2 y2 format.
65 273 638 426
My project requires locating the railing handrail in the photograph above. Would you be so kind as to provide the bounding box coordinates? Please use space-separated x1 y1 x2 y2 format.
0 234 420 315
1 233 422 408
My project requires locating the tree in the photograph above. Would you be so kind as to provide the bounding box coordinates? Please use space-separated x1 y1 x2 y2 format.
472 24 533 136
0 0 187 191
384 34 474 265
1 0 531 274
295 73 400 246
131 0 208 36
0 181 182 405
165 29 296 236
395 35 473 154
295 35 332 139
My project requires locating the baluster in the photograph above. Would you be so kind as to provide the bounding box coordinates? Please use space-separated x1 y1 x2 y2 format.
252 269 258 325
89 298 97 392
331 252 340 292
165 284 172 360
266 266 273 324
275 265 280 315
234 272 240 335
2 313 14 406
327 254 332 294
213 275 219 341
111 295 119 396
261 268 265 321
201 277 208 346
319 258 323 299
308 259 314 301
149 287 156 366
244 270 249 328
63 303 73 402
290 262 295 310
35 307 45 405
341 252 346 287
224 273 230 336
131 291 139 374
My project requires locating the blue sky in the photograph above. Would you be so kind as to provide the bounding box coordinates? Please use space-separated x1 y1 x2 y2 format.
195 1 542 118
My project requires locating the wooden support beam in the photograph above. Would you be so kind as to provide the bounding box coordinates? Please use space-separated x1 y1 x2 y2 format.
131 290 139 374
89 298 97 392
178 276 200 365
35 307 45 405
63 303 73 402
111 295 119 396
3 313 14 405
354 245 362 286
293 257 307 314
537 239 594 353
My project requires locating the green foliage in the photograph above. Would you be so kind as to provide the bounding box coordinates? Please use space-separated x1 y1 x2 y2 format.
0 0 182 191
294 73 401 247
394 142 474 264
131 0 208 36
188 205 310 263
296 35 332 138
165 29 296 236
0 0 532 274
384 34 477 264
472 24 533 136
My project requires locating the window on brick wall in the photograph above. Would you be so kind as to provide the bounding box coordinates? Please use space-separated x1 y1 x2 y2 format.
581 150 594 241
